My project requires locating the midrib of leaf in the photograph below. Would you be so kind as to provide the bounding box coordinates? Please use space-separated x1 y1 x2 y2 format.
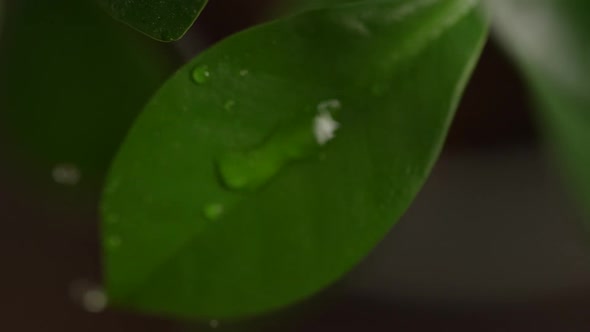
115 0 481 305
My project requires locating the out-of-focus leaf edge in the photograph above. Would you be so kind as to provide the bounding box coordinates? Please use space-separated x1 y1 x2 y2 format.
97 0 209 42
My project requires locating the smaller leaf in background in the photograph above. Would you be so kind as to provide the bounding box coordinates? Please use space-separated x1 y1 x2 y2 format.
103 0 487 318
99 0 208 41
487 0 590 222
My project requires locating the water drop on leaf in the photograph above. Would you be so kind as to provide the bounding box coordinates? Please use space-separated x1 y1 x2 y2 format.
191 65 210 84
203 203 224 221
106 236 121 250
217 109 340 191
224 100 235 111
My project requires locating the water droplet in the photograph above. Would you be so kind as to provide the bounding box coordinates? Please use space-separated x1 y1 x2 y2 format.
217 105 341 191
203 203 224 221
69 280 107 313
82 287 108 313
52 163 81 186
191 65 210 84
106 235 121 250
209 320 220 328
224 100 236 111
239 69 249 76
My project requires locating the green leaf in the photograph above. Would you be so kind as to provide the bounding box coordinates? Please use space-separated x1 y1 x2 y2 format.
0 0 176 187
99 0 208 41
103 0 487 318
487 0 590 220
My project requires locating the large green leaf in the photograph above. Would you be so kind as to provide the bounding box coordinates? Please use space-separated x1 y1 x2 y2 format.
99 0 208 41
103 0 487 318
0 0 176 187
487 0 590 221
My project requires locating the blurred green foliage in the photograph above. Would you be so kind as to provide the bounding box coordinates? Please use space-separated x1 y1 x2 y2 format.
0 0 177 188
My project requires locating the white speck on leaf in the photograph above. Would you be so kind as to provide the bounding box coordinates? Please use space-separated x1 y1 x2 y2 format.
317 99 342 113
313 111 340 145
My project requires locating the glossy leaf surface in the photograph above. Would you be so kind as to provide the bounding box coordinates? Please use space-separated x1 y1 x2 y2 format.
103 0 487 318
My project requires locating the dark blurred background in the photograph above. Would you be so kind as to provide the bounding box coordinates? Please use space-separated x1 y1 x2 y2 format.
1 0 590 331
